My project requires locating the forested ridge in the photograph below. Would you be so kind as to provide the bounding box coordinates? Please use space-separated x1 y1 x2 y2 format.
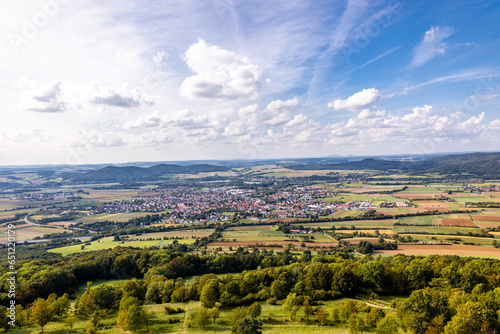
287 152 500 178
61 164 230 183
3 247 500 333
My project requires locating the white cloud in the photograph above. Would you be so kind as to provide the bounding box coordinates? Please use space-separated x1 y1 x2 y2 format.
153 51 168 67
114 50 143 67
90 85 155 108
25 82 67 113
124 111 163 129
328 88 381 112
180 39 263 100
138 130 174 146
410 26 453 67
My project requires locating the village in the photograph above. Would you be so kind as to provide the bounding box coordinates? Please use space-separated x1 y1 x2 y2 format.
87 186 405 223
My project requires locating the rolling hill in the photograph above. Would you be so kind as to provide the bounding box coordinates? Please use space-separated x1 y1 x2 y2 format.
61 164 231 183
287 152 500 178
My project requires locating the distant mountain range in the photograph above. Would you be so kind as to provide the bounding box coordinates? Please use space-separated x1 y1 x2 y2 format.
287 152 500 178
2 151 500 181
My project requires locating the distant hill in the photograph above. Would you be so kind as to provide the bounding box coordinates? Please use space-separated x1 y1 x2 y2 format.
61 164 230 183
287 152 500 178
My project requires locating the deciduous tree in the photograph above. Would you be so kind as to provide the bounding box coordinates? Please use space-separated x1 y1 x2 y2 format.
30 298 54 333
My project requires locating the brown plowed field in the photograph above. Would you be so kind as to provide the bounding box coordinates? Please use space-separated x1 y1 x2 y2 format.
474 216 500 222
436 218 476 227
373 244 500 257
478 223 500 229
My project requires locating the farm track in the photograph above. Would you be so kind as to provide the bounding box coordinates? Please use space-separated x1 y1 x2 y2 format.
468 213 481 228
24 215 66 229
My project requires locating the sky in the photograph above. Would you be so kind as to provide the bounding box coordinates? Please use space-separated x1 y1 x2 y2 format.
1 0 500 165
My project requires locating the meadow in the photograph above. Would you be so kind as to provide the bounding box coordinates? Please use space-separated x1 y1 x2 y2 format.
49 236 196 256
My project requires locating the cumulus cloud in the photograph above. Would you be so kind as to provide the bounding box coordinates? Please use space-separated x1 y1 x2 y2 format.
328 88 381 112
26 82 67 113
180 39 263 100
124 111 164 129
91 85 154 108
223 97 300 137
139 130 174 146
116 99 498 157
410 26 454 67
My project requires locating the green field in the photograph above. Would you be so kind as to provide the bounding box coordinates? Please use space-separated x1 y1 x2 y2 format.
49 236 196 256
126 230 213 240
398 186 442 193
301 220 396 229
393 225 479 235
221 229 289 242
397 215 435 225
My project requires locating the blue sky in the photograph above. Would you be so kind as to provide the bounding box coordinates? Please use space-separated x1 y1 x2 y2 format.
1 0 499 164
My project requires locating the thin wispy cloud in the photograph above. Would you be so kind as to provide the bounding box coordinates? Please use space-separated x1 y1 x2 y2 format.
346 46 401 74
410 26 454 68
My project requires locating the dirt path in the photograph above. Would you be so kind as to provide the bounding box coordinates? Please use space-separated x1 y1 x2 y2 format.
468 212 481 228
24 215 65 229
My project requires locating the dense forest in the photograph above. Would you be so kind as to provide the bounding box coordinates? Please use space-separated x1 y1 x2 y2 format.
2 246 500 333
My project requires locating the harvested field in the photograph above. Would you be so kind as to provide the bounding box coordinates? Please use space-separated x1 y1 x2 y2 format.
347 237 381 244
416 201 453 208
373 244 500 257
0 226 63 241
436 218 476 227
